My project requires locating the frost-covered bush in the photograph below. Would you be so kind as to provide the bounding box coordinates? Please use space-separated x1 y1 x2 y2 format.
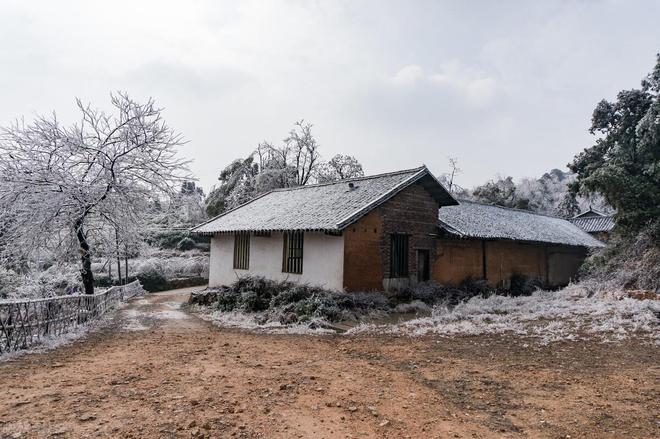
194 276 392 328
350 281 660 344
582 227 660 293
0 266 82 300
270 285 313 308
176 237 196 251
240 290 270 312
396 279 495 308
94 251 209 290
0 267 23 299
216 289 240 311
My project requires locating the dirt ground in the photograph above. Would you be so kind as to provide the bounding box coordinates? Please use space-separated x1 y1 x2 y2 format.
0 289 658 439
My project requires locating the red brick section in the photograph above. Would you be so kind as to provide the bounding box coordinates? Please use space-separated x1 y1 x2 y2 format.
434 238 588 287
342 210 384 291
343 183 440 291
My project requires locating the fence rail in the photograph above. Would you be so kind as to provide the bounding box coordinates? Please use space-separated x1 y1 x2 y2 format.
0 281 144 354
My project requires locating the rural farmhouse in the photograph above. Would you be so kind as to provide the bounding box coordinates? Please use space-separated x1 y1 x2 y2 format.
192 166 604 292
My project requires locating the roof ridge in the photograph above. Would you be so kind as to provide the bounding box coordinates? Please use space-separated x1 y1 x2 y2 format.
269 166 427 193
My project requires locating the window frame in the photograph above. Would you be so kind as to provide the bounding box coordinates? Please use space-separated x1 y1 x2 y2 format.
390 233 409 278
282 231 304 274
233 232 250 270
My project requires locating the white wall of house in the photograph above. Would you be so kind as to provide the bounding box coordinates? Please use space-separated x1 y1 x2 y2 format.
209 232 345 290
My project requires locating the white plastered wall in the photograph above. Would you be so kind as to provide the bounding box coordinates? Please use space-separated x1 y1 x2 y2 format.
209 232 345 291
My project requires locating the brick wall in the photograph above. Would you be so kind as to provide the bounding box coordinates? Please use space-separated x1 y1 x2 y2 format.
343 210 384 291
434 238 588 287
433 239 484 285
343 183 439 291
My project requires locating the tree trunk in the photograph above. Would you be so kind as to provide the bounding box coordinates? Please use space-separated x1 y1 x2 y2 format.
115 228 123 285
117 258 123 285
75 219 95 295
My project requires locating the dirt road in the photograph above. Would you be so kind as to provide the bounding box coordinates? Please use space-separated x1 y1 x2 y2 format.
0 289 658 438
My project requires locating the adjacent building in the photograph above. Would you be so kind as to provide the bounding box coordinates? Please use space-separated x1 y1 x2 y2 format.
192 166 604 292
570 208 615 242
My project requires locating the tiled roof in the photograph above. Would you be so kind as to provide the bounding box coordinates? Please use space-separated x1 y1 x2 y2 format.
572 208 608 219
438 201 605 248
192 166 457 234
570 216 615 233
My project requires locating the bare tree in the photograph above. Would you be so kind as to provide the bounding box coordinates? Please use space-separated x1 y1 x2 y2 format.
446 157 462 193
284 120 320 186
0 92 189 294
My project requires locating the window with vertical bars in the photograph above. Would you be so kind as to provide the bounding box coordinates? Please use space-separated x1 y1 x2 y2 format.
282 231 304 274
390 234 409 277
233 233 250 270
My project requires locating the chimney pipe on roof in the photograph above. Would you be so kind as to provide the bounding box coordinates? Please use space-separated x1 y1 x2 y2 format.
348 182 355 190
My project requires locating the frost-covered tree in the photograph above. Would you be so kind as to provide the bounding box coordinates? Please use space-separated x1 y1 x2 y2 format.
147 181 207 251
472 176 530 209
0 93 189 294
569 54 660 238
205 121 364 217
205 157 259 217
469 168 610 217
316 154 364 183
254 120 321 187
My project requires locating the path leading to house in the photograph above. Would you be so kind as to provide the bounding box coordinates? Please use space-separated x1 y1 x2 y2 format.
0 288 658 438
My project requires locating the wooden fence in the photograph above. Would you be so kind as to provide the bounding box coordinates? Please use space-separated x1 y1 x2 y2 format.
0 281 144 354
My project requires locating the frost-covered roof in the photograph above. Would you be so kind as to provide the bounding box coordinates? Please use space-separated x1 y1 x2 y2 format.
572 208 608 219
192 166 457 234
570 215 615 233
438 201 605 248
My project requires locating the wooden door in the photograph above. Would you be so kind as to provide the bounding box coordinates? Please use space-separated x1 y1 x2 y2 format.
417 249 430 282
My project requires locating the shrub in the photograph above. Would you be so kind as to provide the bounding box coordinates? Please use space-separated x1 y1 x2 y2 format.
217 290 240 311
132 271 168 292
176 237 196 251
270 285 314 308
239 290 271 312
1 266 82 299
200 276 391 324
509 274 544 296
581 226 660 293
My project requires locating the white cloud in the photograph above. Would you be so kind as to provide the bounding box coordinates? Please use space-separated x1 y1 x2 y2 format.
388 62 499 108
390 65 426 86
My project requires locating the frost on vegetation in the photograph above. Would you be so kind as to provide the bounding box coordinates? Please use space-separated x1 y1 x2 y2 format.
130 251 209 280
0 265 82 300
189 276 393 335
191 276 658 343
348 281 659 344
200 309 336 335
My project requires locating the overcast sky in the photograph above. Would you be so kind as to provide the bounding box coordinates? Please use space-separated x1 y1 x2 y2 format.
1 0 658 192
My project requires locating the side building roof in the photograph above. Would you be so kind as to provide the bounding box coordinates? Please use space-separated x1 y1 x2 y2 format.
192 165 458 235
438 200 605 248
570 215 615 233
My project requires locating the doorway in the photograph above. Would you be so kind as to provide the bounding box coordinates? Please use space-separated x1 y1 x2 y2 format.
417 249 430 282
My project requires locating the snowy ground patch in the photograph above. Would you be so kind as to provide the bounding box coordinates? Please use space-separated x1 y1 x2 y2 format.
348 283 659 344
